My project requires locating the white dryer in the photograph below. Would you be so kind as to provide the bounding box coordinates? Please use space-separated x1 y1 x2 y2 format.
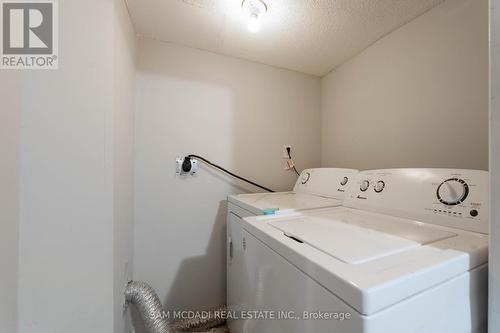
227 168 358 216
233 169 489 333
226 168 358 333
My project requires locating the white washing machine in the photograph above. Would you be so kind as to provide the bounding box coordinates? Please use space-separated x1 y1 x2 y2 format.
226 168 358 333
233 169 489 333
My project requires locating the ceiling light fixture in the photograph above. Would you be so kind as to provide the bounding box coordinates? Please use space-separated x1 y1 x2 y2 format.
242 0 267 33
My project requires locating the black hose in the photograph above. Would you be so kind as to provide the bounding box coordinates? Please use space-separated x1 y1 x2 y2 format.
187 154 274 192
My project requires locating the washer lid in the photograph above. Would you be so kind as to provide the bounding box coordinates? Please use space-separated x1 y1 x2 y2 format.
228 192 342 215
242 207 488 315
269 211 456 264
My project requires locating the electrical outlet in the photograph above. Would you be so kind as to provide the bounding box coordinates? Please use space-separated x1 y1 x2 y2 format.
190 159 198 175
175 158 184 175
176 157 198 176
283 145 292 158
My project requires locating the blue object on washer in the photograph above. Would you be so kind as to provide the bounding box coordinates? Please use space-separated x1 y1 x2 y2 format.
262 208 279 215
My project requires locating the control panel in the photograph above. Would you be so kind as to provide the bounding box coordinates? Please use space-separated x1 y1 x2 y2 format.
293 168 359 200
343 169 489 234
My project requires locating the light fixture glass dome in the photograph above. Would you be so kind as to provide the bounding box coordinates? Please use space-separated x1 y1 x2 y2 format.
241 0 267 33
248 13 260 33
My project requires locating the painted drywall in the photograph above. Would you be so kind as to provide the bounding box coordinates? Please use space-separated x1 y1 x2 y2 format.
321 0 489 171
0 71 21 333
133 38 321 330
112 0 137 332
17 0 115 331
490 0 500 330
13 1 136 332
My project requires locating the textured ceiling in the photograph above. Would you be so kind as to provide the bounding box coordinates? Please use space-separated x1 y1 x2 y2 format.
125 0 445 76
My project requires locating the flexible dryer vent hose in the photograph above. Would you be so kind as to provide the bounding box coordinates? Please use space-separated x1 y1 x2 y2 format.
124 281 226 333
125 281 172 333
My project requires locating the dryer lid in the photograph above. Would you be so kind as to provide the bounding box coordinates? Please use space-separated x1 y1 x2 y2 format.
229 192 342 215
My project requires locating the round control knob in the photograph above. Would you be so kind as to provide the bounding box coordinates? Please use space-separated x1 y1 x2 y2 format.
340 177 348 186
301 172 311 184
374 181 385 193
360 180 370 192
437 178 469 206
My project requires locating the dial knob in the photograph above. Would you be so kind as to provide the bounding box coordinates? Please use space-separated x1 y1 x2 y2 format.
340 177 348 186
360 180 370 192
301 172 311 184
374 181 385 193
437 178 469 206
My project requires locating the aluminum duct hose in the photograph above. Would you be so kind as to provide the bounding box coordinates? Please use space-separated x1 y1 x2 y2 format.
125 281 172 333
125 281 227 333
170 306 227 332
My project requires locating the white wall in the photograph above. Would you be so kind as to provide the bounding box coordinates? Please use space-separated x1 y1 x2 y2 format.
0 71 21 333
8 1 136 332
490 0 500 331
112 0 137 332
321 0 489 171
133 38 321 329
17 0 115 331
